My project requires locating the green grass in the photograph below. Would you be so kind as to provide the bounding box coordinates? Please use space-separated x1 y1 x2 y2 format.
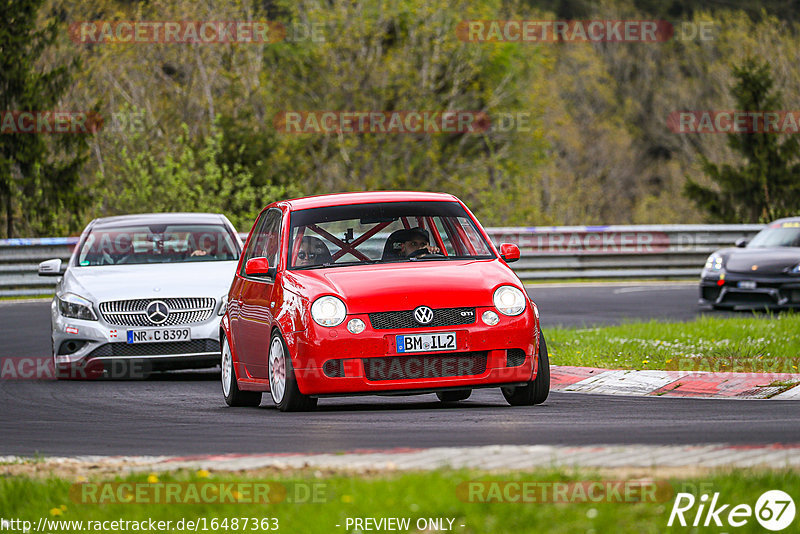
0 294 52 301
548 313 800 373
1 469 798 533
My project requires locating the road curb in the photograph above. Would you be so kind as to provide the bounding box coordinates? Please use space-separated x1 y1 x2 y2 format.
3 444 800 473
552 365 800 399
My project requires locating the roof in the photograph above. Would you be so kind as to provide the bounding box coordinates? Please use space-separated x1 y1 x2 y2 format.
770 216 800 226
91 213 229 228
281 191 460 211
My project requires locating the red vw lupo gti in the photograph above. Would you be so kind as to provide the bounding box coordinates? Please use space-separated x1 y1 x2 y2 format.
221 191 548 411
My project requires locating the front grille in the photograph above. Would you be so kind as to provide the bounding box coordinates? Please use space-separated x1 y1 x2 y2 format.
368 307 476 330
99 298 216 327
87 339 218 358
363 352 487 381
506 349 526 368
720 292 777 306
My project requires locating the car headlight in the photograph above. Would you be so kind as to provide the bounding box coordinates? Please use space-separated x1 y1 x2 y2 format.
704 253 724 272
790 263 800 275
57 293 97 321
493 285 526 316
218 294 228 316
311 296 347 327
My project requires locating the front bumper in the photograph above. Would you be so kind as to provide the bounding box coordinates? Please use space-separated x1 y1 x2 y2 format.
699 272 800 309
51 300 222 371
288 306 539 395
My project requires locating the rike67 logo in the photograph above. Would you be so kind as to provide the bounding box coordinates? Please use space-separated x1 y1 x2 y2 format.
668 490 795 531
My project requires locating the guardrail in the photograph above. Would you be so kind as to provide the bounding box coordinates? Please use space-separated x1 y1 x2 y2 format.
0 224 764 296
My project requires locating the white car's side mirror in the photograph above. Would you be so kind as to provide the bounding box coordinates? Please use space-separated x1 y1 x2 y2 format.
38 258 63 277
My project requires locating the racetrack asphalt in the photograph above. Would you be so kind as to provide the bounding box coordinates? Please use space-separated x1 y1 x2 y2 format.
1 282 798 457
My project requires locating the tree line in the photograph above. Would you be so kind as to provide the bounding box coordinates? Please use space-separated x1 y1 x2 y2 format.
1 0 799 237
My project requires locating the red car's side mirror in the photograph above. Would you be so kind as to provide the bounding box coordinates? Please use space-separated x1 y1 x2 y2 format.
499 243 520 263
245 257 272 276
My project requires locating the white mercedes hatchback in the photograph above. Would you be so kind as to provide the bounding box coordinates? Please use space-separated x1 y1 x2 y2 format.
39 213 242 379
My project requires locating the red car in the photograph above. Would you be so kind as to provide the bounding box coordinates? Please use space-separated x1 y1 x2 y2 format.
220 191 548 411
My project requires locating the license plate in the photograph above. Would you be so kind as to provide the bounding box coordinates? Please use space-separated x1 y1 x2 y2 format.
396 332 456 353
127 328 191 344
738 281 757 289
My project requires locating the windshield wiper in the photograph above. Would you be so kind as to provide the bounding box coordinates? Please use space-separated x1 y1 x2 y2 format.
292 259 379 270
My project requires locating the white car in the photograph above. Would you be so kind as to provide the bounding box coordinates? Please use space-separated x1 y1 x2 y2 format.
39 213 242 378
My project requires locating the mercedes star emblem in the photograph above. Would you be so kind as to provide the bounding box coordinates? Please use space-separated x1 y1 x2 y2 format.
146 300 169 324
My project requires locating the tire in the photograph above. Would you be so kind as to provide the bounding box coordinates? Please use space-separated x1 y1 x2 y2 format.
222 334 262 407
501 331 550 406
268 330 317 412
436 390 472 403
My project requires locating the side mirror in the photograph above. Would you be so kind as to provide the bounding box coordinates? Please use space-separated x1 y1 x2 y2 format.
734 238 747 248
499 243 521 263
38 258 63 277
245 257 273 277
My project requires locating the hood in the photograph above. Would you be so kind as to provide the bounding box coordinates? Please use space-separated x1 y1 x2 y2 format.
724 247 800 275
283 259 522 314
62 261 238 302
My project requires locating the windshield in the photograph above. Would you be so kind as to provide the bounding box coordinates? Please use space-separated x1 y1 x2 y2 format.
288 201 495 269
289 202 494 269
77 223 240 266
747 222 800 248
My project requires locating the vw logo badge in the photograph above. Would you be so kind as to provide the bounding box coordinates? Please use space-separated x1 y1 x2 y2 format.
146 300 169 325
413 306 434 325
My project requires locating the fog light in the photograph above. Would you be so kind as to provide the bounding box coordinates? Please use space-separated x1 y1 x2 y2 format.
482 310 499 326
347 318 366 334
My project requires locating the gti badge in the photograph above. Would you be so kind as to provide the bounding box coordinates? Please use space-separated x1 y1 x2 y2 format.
146 300 169 324
413 306 434 325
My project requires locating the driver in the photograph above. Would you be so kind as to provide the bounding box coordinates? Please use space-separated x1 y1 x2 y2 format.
398 227 440 257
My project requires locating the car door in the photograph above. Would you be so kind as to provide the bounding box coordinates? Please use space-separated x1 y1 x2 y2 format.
231 208 283 379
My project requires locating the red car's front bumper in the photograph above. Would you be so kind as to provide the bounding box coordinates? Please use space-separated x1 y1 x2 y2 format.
288 307 539 396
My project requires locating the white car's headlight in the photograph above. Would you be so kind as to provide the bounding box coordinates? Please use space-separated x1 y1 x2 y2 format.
57 293 97 321
704 253 724 272
790 263 800 275
218 294 228 316
311 296 347 327
493 285 526 316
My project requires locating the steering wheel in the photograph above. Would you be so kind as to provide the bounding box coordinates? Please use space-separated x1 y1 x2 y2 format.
408 248 444 259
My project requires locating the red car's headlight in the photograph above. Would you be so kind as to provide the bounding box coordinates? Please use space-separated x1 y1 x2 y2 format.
493 285 526 316
311 295 347 327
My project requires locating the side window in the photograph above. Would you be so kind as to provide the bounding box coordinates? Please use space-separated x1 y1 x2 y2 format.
261 209 282 268
240 209 282 276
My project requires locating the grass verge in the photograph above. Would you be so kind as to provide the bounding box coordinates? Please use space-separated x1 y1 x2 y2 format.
1 469 798 533
548 313 800 373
